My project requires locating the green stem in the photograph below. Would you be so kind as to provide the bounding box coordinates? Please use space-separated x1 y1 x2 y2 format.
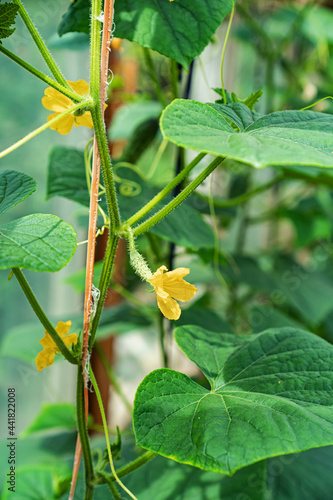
143 48 167 107
106 479 121 499
76 365 94 500
94 342 133 413
116 451 157 479
124 152 205 227
0 45 84 102
0 99 91 159
89 367 138 500
133 156 224 236
89 234 119 349
12 268 77 365
89 0 120 228
91 107 120 231
97 451 157 486
220 1 235 103
198 174 284 208
89 0 102 99
12 0 70 89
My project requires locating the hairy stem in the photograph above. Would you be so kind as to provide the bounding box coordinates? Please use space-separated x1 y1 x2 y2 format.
0 45 84 102
12 0 70 89
115 451 157 479
133 156 224 236
124 152 205 227
0 100 91 159
76 365 94 500
89 233 120 349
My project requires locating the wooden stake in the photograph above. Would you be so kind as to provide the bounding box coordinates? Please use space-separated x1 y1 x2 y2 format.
69 1 115 498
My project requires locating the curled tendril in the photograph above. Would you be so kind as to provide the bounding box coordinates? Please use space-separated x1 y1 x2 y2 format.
113 162 145 197
113 140 169 197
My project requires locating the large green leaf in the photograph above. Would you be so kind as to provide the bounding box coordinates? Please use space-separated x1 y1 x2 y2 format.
133 326 333 475
161 100 333 168
0 214 77 272
57 0 234 68
114 0 234 69
0 170 36 216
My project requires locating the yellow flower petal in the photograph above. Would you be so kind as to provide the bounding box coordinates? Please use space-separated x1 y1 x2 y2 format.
42 80 92 135
55 320 72 337
160 268 198 301
47 113 74 135
156 289 181 320
149 265 168 284
42 88 73 112
35 321 77 372
69 79 90 96
35 348 56 372
63 332 78 348
74 112 94 129
149 265 197 319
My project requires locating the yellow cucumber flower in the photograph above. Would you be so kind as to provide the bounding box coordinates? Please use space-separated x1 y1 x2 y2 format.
148 265 197 320
42 79 93 135
35 321 78 372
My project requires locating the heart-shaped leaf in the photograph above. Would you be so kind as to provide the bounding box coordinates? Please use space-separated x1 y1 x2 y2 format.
161 100 333 168
133 326 333 474
0 170 37 216
114 0 234 69
0 214 76 272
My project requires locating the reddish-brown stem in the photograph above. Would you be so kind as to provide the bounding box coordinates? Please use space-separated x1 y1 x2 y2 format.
69 1 115 498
